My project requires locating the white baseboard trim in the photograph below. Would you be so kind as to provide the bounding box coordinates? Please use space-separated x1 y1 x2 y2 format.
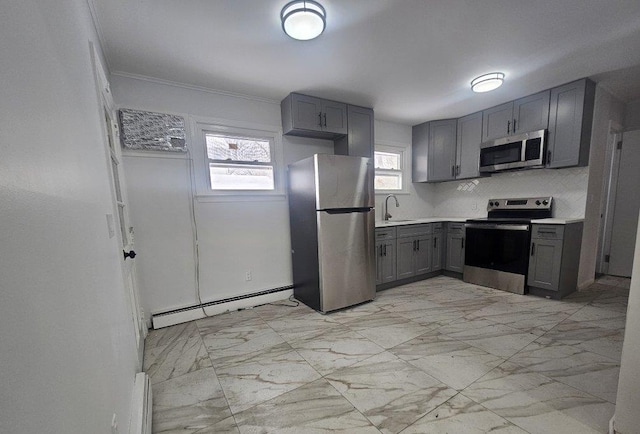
129 372 152 434
609 415 615 434
578 278 595 290
151 289 293 329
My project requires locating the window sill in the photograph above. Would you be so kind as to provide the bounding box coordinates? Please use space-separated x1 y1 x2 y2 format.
195 193 287 203
375 190 410 196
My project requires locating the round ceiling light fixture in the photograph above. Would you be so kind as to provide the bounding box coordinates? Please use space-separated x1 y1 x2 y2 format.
471 72 505 93
281 0 326 41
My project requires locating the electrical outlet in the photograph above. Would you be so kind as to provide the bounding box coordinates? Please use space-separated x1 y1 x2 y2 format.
245 271 252 281
111 414 118 434
471 202 477 210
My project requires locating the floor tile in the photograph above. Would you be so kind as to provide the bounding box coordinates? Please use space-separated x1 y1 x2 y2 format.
146 322 201 350
344 312 433 349
289 327 385 375
144 334 212 385
326 351 457 434
390 332 505 390
509 341 620 403
233 379 380 433
152 368 231 434
401 393 528 434
463 361 614 434
265 311 340 342
196 309 262 336
438 319 538 358
215 344 321 414
328 301 387 324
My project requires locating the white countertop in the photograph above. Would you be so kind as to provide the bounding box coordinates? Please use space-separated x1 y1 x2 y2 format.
375 216 584 228
530 218 584 225
375 217 468 228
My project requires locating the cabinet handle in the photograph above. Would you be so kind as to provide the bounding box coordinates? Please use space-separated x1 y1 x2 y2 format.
451 165 455 177
379 245 383 257
384 244 387 256
318 112 323 127
507 120 511 134
413 240 416 251
513 118 517 132
456 165 460 176
547 150 551 164
417 240 420 251
531 243 535 256
461 238 464 249
323 112 327 127
434 238 437 249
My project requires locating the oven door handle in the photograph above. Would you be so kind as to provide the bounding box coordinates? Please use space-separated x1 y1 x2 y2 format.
465 223 530 231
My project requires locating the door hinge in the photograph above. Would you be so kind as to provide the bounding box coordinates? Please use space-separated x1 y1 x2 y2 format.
604 254 610 263
617 141 623 150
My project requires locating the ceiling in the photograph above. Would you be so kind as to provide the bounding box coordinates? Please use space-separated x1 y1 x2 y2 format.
91 0 640 125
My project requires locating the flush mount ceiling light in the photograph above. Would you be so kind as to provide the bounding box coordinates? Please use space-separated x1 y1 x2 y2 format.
471 72 505 93
281 0 326 41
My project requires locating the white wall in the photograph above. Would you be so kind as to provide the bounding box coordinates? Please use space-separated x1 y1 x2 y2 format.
116 75 406 315
0 1 139 432
624 99 640 131
578 86 625 287
431 167 589 218
613 211 640 433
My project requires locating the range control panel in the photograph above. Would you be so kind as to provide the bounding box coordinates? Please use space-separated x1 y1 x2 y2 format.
487 197 553 211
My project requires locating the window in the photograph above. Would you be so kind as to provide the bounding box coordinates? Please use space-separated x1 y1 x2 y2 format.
205 132 275 191
374 147 404 192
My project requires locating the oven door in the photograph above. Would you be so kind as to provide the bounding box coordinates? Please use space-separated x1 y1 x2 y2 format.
463 223 531 294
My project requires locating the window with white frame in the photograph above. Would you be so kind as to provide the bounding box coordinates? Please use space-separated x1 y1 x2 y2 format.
205 132 275 191
374 147 405 192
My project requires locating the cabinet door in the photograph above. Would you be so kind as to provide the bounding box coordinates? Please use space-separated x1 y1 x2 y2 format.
412 122 429 183
291 94 323 132
375 242 384 285
381 241 397 283
446 233 465 273
321 101 348 135
414 235 432 275
432 232 443 271
345 105 374 159
513 90 550 134
428 119 457 182
482 102 513 141
396 237 416 279
456 112 482 179
547 79 594 168
527 238 563 291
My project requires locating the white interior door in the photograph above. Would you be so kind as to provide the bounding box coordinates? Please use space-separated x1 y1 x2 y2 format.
91 44 146 366
608 130 640 277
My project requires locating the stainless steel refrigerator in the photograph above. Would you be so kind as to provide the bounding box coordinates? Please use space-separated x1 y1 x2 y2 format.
288 154 376 313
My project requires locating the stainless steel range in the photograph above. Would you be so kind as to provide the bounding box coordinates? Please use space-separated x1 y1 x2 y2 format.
464 197 553 294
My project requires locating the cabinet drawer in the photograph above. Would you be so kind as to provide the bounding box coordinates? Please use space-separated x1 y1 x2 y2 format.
432 222 444 233
447 222 465 234
375 227 397 240
397 224 432 238
532 224 564 240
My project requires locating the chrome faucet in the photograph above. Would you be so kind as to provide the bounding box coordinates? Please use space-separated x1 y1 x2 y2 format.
384 194 400 221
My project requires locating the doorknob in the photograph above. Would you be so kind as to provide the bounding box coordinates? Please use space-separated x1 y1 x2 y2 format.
123 250 137 260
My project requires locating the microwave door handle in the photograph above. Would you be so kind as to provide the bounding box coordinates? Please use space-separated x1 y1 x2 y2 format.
513 118 517 133
507 120 511 134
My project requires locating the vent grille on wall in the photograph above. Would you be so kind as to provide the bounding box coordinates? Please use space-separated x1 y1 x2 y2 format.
119 108 186 152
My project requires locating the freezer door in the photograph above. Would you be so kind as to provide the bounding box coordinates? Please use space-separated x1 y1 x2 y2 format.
317 209 376 312
314 154 374 210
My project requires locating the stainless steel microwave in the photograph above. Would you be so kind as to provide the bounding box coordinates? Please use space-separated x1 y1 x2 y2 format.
479 129 546 173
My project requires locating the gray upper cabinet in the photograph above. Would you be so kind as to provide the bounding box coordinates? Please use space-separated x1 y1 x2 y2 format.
335 105 374 159
456 112 483 179
482 102 514 141
429 119 458 182
482 90 550 141
281 93 347 139
513 91 550 134
547 79 596 168
412 122 429 182
412 119 457 183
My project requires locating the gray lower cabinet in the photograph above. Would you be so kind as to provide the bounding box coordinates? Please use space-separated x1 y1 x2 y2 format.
335 105 374 159
528 223 583 299
432 224 444 271
396 233 432 279
281 93 347 139
375 227 396 285
445 222 465 273
547 79 596 168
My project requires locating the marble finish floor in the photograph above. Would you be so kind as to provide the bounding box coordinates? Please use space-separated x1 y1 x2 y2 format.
145 275 630 433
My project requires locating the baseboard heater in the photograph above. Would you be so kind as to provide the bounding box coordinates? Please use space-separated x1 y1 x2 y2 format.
151 285 294 329
129 372 152 434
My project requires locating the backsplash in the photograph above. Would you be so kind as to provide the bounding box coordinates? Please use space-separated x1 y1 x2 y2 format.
431 167 589 218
